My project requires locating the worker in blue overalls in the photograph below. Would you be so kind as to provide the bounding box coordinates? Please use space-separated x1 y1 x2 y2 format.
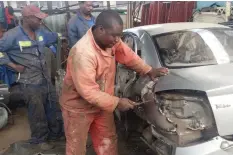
67 1 95 48
0 5 63 150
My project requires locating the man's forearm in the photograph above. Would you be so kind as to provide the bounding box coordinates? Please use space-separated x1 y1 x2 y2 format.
126 57 152 75
115 41 152 75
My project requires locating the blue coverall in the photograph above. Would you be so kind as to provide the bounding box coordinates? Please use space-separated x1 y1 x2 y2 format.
0 66 16 86
0 25 63 144
67 10 95 48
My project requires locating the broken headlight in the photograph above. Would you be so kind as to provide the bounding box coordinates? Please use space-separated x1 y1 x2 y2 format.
147 92 216 146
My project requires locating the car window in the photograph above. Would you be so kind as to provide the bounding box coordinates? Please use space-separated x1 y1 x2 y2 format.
153 28 233 67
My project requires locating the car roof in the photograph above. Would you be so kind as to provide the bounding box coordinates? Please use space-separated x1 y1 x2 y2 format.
124 22 229 36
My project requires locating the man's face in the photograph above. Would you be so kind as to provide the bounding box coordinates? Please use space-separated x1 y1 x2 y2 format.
27 16 42 31
98 23 123 48
81 2 93 15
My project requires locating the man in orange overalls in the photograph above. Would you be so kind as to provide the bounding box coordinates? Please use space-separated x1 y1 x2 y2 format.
60 10 169 155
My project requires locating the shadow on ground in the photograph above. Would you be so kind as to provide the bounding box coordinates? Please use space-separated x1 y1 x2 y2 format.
1 110 155 155
1 131 155 155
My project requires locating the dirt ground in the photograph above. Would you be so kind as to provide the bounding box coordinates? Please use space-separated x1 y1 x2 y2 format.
0 107 154 155
0 108 30 153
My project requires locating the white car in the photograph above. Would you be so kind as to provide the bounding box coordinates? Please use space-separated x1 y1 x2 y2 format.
115 22 233 155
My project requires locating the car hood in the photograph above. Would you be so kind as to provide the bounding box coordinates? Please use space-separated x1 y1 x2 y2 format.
154 63 233 96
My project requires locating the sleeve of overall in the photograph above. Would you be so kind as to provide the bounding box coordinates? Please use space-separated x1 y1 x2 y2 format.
70 51 119 112
115 40 152 75
67 21 79 48
0 32 14 65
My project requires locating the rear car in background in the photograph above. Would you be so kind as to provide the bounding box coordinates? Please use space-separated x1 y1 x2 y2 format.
220 21 233 28
115 22 233 155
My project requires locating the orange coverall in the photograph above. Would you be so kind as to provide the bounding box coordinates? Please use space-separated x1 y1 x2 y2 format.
60 29 152 155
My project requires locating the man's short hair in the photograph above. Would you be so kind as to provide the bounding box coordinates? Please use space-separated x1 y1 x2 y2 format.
7 6 14 15
95 10 123 29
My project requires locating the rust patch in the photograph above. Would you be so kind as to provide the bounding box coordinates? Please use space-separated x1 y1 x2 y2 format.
98 138 111 155
96 79 105 92
71 54 79 73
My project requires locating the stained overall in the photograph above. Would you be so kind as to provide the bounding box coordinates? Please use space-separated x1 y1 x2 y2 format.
60 29 152 155
0 26 63 143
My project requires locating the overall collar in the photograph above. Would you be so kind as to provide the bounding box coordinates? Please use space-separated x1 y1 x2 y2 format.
76 9 95 22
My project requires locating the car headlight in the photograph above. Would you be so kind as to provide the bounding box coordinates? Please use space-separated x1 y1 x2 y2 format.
144 91 217 146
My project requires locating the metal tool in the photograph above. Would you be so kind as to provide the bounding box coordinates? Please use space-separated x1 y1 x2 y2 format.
135 100 154 106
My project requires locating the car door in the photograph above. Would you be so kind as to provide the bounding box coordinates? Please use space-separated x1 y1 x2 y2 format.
115 32 141 98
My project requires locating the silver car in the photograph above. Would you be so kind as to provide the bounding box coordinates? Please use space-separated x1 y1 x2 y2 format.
115 22 233 155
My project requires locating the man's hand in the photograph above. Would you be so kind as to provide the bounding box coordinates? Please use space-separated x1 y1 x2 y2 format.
7 62 25 73
117 98 138 112
147 67 169 81
14 64 25 73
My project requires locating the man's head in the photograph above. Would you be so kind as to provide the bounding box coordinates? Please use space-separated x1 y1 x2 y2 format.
7 6 14 15
21 5 48 31
94 10 123 49
79 1 93 16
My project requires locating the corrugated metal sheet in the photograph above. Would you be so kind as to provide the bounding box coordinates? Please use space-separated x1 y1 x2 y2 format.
141 1 195 25
43 11 127 35
44 13 68 35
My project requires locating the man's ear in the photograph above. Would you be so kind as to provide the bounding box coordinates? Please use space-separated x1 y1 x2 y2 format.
98 25 105 35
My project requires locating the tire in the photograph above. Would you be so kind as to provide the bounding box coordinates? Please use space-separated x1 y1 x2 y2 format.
0 107 8 129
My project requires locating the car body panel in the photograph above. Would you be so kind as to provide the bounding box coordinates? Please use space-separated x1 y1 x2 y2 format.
153 63 233 95
175 136 233 155
124 22 229 36
208 94 233 136
151 63 233 136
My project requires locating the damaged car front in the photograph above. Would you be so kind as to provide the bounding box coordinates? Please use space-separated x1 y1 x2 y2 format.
115 23 233 155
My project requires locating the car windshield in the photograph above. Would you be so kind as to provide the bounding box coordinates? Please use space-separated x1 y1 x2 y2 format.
154 28 233 67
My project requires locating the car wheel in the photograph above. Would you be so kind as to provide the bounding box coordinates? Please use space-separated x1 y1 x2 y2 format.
0 106 8 129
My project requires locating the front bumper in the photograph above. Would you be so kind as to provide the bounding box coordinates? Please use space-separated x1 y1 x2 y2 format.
176 136 233 155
